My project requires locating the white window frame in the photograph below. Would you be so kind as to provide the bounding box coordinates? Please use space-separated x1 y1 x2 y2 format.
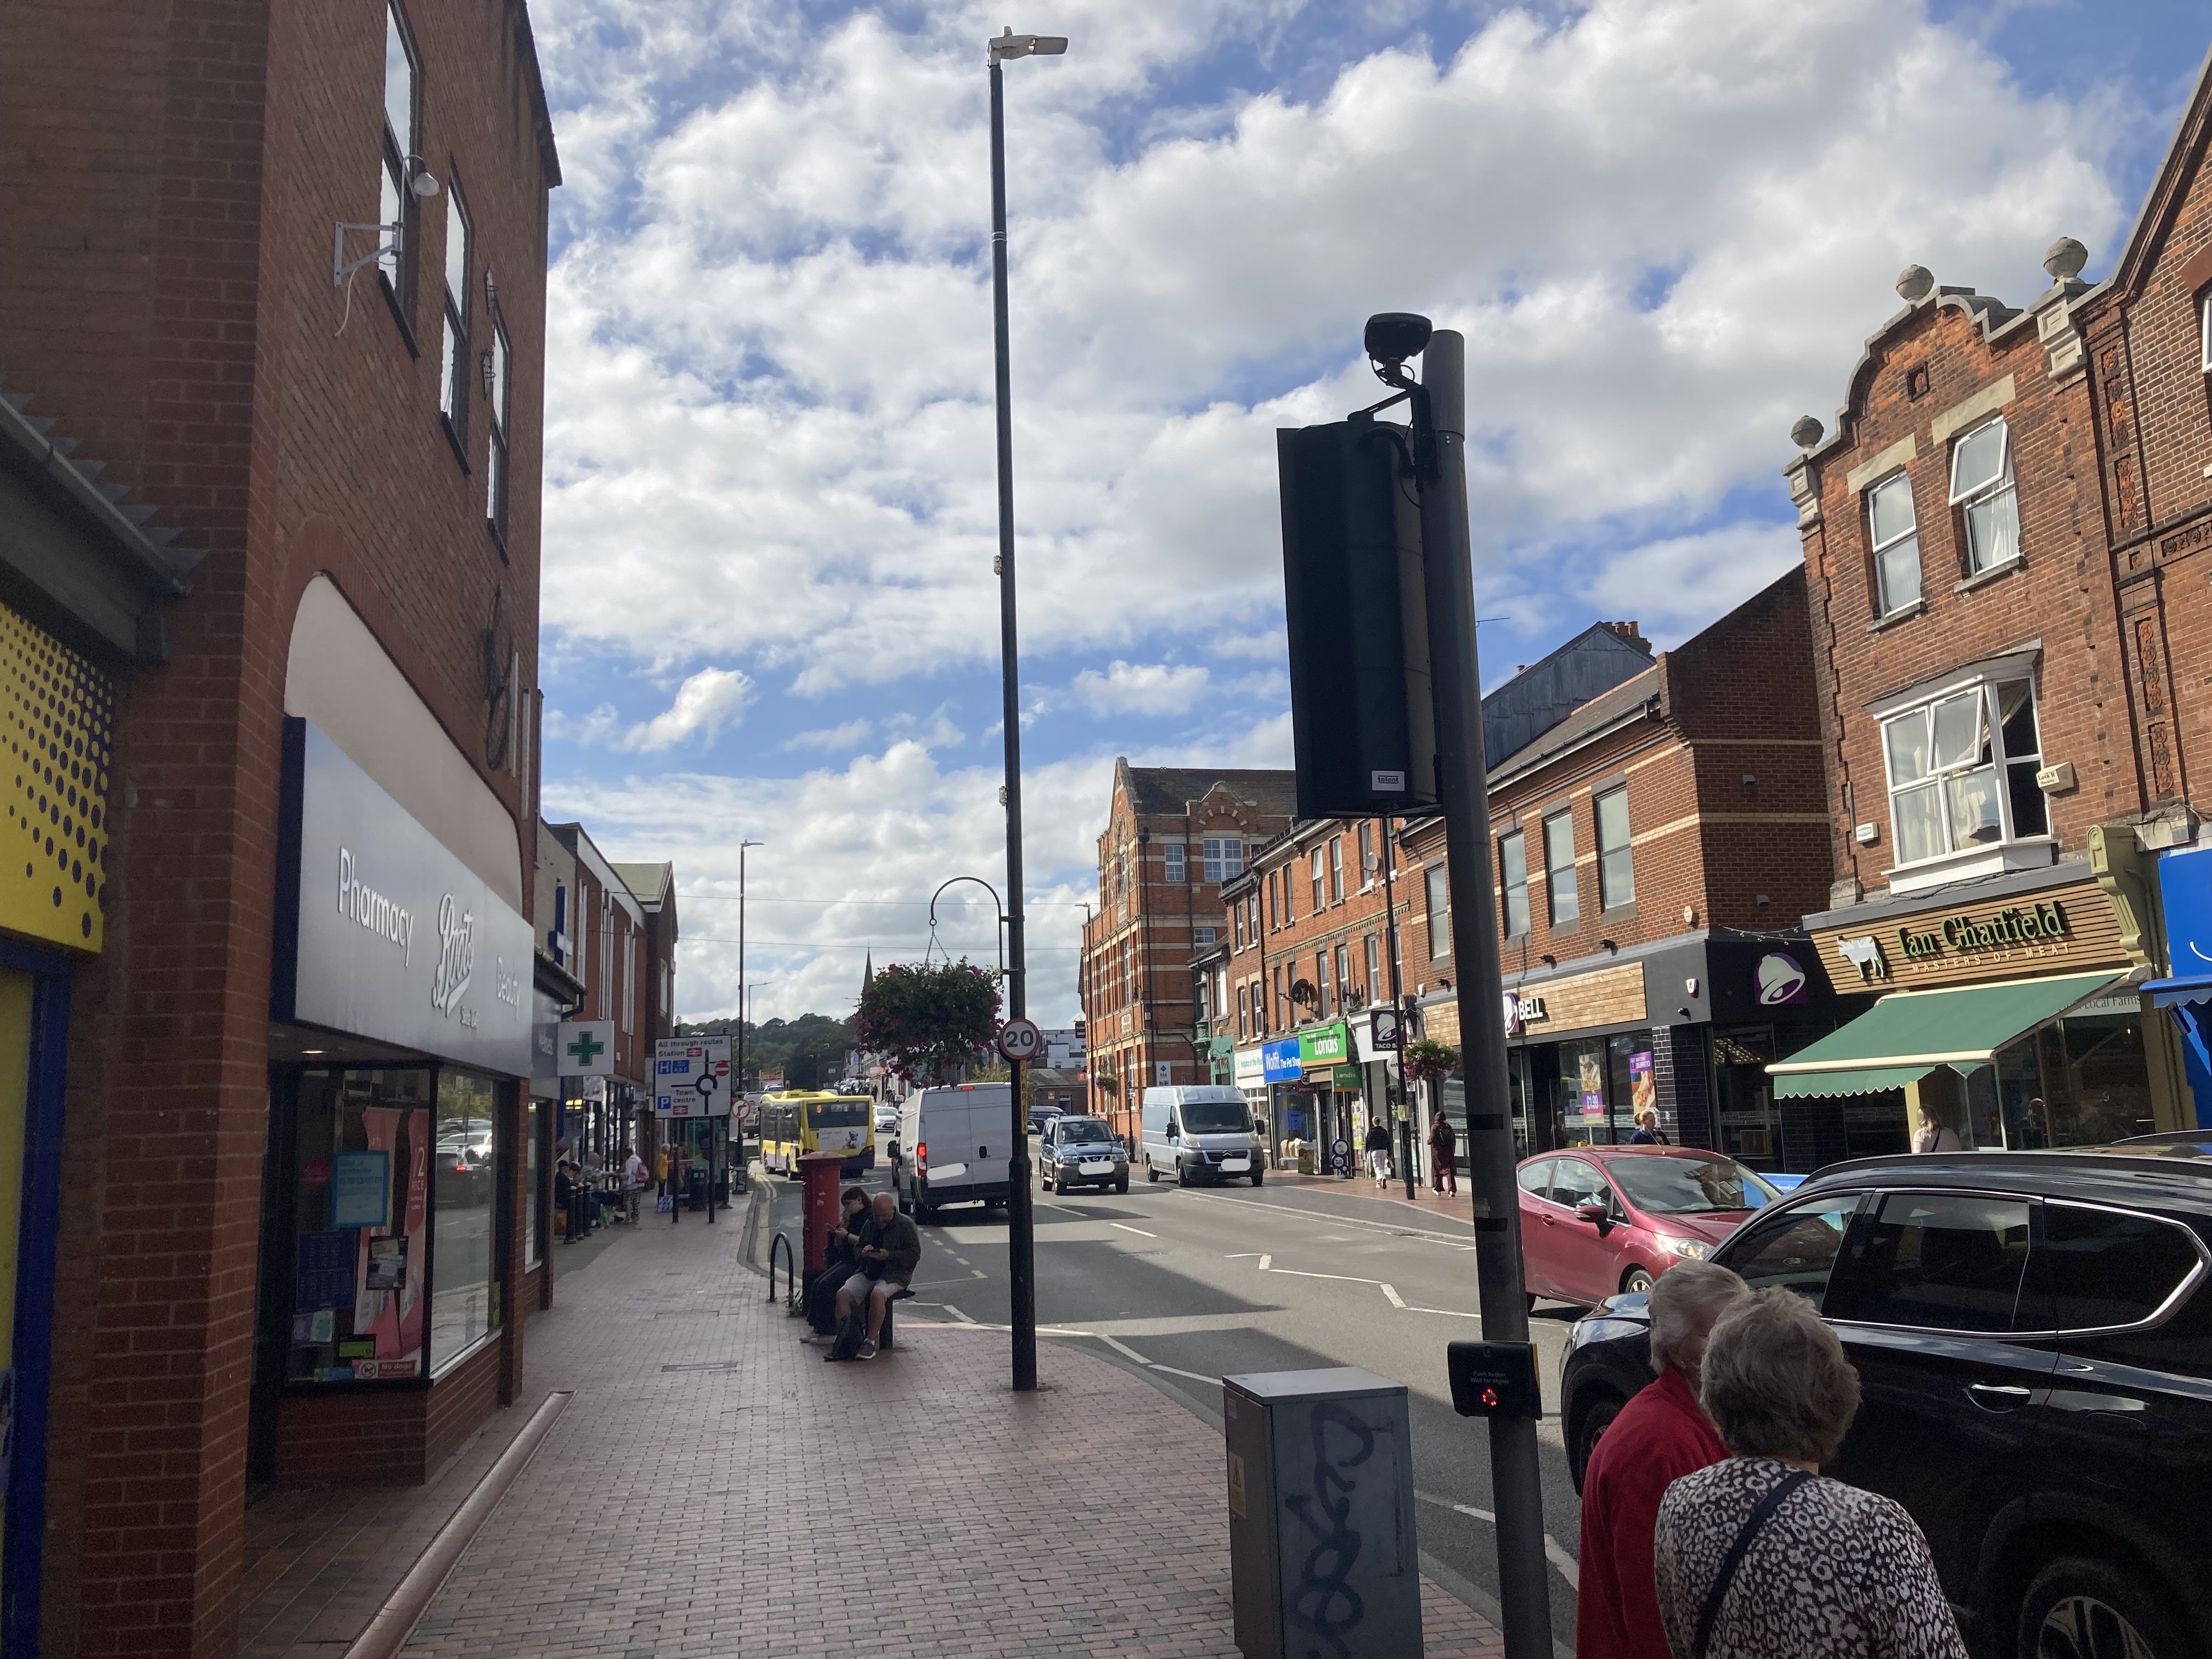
379 2 420 297
1948 417 2020 575
1202 837 1242 884
1499 830 1530 939
1866 472 1922 616
1357 821 1374 889
1163 842 1186 885
2201 290 2212 374
1335 944 1351 1011
1364 934 1380 1002
486 313 511 539
1879 671 2050 889
1595 788 1633 911
1194 926 1215 947
440 176 470 434
1329 836 1344 903
1425 864 1451 961
1544 811 1579 929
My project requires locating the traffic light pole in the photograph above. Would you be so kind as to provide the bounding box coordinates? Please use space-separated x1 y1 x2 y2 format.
1416 331 1554 1658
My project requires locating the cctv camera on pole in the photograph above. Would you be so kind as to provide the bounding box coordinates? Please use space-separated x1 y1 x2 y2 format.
1275 317 1554 1658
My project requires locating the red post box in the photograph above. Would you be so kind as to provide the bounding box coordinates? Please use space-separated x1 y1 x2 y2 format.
798 1152 848 1283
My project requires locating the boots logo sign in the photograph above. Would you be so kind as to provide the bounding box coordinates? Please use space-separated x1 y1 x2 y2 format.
431 893 476 1017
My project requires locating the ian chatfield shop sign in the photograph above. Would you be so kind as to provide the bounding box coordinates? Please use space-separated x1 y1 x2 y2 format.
273 718 532 1074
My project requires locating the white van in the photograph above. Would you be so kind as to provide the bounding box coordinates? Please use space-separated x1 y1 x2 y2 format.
894 1083 1015 1220
1141 1086 1263 1187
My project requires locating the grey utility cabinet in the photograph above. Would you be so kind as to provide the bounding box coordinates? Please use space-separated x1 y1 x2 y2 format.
1223 1367 1421 1659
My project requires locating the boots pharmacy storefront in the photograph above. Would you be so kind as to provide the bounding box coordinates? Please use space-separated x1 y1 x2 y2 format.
1772 868 2165 1156
252 715 532 1485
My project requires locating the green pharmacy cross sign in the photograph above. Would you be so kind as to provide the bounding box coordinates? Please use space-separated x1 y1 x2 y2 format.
566 1029 605 1067
556 1020 614 1076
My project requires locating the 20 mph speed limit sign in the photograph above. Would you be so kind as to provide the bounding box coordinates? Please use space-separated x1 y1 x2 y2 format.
996 1017 1043 1063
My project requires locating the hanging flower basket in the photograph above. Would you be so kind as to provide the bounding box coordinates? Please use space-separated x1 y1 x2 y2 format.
1403 1038 1459 1087
853 960 1002 1084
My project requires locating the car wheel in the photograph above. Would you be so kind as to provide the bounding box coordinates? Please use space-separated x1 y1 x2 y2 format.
1115 1177 1129 1194
1569 1391 1625 1494
1525 1291 1538 1313
1621 1266 1656 1295
2019 1556 2191 1659
1177 1165 1192 1187
1250 1171 1264 1187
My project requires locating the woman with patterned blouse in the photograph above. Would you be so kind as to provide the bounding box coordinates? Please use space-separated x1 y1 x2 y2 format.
1653 1288 1968 1659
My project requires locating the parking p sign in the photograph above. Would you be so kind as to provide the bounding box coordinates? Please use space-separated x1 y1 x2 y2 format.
654 1036 733 1116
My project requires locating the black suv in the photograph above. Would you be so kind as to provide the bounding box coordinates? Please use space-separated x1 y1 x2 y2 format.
1559 1148 2212 1659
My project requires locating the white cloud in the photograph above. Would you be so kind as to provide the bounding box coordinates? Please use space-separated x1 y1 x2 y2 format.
1589 523 1805 644
783 718 874 752
547 667 755 752
1071 659 1211 716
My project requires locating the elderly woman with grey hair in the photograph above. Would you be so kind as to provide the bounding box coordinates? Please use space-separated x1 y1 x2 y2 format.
1576 1261 1746 1659
1654 1288 1966 1659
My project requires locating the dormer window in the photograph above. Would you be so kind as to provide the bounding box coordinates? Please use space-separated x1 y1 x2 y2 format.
1949 419 2019 573
1867 473 1921 615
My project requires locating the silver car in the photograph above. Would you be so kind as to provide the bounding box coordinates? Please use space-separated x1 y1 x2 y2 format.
1039 1116 1128 1195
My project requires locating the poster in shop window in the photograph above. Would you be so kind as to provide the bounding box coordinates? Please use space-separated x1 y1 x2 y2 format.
1578 1051 1605 1122
1630 1051 1655 1118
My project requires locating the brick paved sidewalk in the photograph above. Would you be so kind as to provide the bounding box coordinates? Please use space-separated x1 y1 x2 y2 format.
384 1204 1504 1657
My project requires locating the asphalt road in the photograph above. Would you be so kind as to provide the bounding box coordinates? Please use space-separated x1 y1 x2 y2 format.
852 1154 1593 1649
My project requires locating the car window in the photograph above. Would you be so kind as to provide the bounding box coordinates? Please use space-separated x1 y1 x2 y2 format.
1716 1193 1860 1309
1607 1155 1782 1215
2021 1202 2205 1331
1549 1159 1607 1210
1516 1160 1554 1197
1823 1192 2032 1333
1058 1120 1112 1144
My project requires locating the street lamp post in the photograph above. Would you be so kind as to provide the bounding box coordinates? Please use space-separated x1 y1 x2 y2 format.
986 24 1064 1396
734 839 763 1189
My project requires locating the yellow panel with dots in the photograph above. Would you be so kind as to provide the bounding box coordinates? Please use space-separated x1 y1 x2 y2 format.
0 607 110 954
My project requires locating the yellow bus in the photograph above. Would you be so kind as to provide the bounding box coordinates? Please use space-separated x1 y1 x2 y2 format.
759 1091 874 1177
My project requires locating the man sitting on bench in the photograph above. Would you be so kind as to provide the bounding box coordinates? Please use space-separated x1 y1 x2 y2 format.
832 1191 921 1362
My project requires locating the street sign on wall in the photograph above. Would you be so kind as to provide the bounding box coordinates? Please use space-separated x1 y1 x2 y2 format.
654 1035 732 1116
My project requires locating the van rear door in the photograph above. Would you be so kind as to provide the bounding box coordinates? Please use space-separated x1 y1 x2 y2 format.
961 1086 1013 1194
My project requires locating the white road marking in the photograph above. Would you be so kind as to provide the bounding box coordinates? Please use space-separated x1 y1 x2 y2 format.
1266 1267 1385 1285
1152 1364 1221 1384
1222 1251 1263 1259
1096 1334 1153 1366
1109 1222 1158 1238
1086 1332 1220 1387
1257 1254 1272 1271
943 1304 977 1324
1381 1283 1406 1308
1415 1491 1581 1588
1191 1190 1479 1249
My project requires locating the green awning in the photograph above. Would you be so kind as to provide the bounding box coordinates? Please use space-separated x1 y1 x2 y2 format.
1767 970 2129 1101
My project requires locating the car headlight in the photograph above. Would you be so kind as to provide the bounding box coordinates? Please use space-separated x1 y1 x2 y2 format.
1660 1236 1710 1260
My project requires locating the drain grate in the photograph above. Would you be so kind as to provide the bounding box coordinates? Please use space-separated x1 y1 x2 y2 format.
650 1309 722 1318
660 1359 746 1373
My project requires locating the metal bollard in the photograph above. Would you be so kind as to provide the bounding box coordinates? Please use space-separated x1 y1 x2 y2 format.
768 1232 795 1306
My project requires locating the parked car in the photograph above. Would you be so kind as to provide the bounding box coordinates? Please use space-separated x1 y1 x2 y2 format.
893 1084 1012 1221
1517 1146 1780 1306
1039 1115 1128 1195
1140 1086 1263 1186
1558 1148 2212 1659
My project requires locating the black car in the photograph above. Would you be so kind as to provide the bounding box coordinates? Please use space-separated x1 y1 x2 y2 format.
1558 1148 2212 1659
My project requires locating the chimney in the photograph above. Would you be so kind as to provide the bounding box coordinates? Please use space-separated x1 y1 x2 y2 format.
1601 620 1641 640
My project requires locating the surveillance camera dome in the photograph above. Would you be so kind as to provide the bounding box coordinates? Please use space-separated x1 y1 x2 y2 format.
1364 312 1432 363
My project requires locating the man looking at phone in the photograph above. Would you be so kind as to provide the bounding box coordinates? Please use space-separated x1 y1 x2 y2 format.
832 1190 921 1361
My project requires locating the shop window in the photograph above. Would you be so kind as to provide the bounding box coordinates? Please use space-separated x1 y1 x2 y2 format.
378 2 421 301
1595 788 1633 910
1499 831 1529 938
1949 419 2019 574
523 1097 541 1271
439 176 470 438
1163 843 1185 884
1881 676 2046 867
1203 837 1243 883
1544 811 1578 929
1310 848 1325 912
1425 865 1450 960
429 1069 501 1373
1866 472 1921 615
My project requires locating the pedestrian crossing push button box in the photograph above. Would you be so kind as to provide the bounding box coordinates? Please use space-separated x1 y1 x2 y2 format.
1445 1340 1542 1420
1223 1367 1421 1659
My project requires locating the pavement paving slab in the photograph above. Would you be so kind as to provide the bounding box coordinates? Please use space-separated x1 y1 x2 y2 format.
241 1185 1505 1656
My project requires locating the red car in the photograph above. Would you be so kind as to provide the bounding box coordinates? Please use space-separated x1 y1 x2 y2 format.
1516 1145 1782 1306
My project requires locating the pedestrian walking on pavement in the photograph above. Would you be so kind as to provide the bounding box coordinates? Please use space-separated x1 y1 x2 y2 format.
1628 1109 1669 1147
1363 1119 1393 1187
1911 1108 1962 1154
1654 1288 1967 1659
555 1158 578 1243
1428 1111 1458 1197
621 1144 648 1224
1576 1261 1745 1659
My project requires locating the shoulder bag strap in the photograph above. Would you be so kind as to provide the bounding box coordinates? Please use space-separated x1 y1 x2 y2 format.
1691 1470 1811 1659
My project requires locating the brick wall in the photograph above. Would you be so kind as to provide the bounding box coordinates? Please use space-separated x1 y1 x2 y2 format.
1 2 556 1652
1220 822 1402 1047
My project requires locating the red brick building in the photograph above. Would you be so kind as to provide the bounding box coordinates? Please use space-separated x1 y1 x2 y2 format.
0 2 560 1651
1079 763 1294 1148
1771 229 2191 1156
1399 579 1839 1172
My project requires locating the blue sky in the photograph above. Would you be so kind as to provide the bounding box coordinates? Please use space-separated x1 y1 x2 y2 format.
526 0 2208 1027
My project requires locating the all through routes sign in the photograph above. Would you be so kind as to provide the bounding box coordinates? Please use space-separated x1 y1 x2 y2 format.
654 1035 733 1117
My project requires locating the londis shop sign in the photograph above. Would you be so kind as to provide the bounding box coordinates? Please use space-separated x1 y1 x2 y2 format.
1900 900 2072 962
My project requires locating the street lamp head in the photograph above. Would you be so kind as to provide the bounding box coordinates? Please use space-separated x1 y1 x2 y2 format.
989 26 1069 61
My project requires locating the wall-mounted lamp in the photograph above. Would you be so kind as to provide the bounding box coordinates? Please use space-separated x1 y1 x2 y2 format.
479 349 496 396
1600 938 1618 954
1539 953 1556 968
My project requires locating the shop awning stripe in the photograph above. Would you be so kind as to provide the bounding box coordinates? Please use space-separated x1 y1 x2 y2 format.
2142 976 2212 1010
1765 970 2128 1093
1774 1064 1938 1101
